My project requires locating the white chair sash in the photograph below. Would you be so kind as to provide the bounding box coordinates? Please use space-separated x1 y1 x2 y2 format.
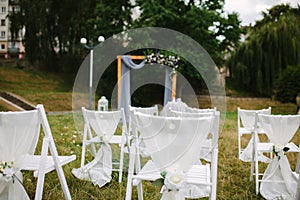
258 114 300 199
72 110 121 187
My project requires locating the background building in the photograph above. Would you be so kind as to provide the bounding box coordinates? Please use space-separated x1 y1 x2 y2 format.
0 0 24 59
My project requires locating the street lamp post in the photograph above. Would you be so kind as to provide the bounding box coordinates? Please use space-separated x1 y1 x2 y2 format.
80 36 105 109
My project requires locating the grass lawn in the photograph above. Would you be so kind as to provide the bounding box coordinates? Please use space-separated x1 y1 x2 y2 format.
0 64 299 199
18 99 298 200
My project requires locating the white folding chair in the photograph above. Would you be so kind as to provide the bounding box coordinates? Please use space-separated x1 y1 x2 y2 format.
0 104 76 200
72 107 128 186
237 107 271 162
254 114 300 198
126 112 218 200
169 109 219 162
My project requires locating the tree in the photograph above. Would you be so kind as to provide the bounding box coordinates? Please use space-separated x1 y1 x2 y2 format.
133 0 242 66
14 0 132 72
227 4 300 96
275 65 300 103
130 0 242 93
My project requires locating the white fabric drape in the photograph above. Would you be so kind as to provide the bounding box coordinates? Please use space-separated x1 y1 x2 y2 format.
169 111 215 162
129 106 158 157
135 113 212 200
0 110 40 200
258 114 300 200
72 110 121 187
120 56 172 119
239 109 271 163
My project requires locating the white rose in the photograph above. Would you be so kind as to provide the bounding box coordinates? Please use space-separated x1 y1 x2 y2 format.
164 171 186 190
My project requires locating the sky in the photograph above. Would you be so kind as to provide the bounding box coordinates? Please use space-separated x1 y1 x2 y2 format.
223 0 299 25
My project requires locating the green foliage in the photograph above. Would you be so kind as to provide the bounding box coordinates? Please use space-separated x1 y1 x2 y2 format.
275 65 300 103
11 0 242 74
133 0 242 66
14 0 133 72
227 4 300 96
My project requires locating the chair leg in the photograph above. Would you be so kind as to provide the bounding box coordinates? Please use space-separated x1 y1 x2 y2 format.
210 148 218 200
80 125 88 167
125 146 136 200
238 132 241 159
35 138 49 200
137 181 144 200
254 134 259 194
118 144 125 183
250 133 255 182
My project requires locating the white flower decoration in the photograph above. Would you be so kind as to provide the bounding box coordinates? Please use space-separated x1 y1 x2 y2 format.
164 171 186 190
101 134 109 144
0 161 15 182
272 144 289 158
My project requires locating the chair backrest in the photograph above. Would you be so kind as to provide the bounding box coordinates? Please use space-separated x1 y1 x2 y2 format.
0 109 40 165
169 110 220 150
82 108 125 139
185 106 217 113
129 105 158 116
128 105 158 136
160 101 189 116
134 112 213 172
169 109 214 118
258 114 300 145
238 107 271 132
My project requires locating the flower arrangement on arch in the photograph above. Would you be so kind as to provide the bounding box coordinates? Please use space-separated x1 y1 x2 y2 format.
145 53 180 69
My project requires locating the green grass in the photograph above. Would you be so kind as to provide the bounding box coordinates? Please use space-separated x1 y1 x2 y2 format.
1 64 299 199
17 101 298 200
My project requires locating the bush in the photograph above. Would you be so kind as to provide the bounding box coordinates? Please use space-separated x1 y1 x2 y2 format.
275 65 300 103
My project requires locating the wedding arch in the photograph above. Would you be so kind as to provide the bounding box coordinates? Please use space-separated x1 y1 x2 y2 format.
116 55 178 118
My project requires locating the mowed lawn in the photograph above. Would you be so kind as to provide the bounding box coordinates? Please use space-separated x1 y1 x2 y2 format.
0 65 299 199
30 98 298 200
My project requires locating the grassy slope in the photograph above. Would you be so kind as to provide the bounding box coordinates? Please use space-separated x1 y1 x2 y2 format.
0 65 299 199
0 65 73 111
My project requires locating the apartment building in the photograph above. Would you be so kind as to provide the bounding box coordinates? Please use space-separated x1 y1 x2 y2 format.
0 0 24 59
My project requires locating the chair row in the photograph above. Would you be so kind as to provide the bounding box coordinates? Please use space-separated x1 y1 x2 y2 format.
0 102 219 199
73 102 219 199
237 107 300 199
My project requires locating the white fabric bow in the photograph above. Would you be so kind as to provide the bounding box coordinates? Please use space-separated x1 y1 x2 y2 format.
72 135 112 187
0 162 29 200
161 170 187 200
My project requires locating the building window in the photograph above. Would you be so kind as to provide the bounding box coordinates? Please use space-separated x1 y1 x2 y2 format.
1 44 5 50
1 19 5 26
1 31 5 38
1 7 6 14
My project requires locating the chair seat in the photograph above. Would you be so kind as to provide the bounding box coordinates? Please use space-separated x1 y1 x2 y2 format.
20 155 76 177
109 135 123 144
187 164 211 185
257 142 300 152
239 127 251 135
132 160 211 186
